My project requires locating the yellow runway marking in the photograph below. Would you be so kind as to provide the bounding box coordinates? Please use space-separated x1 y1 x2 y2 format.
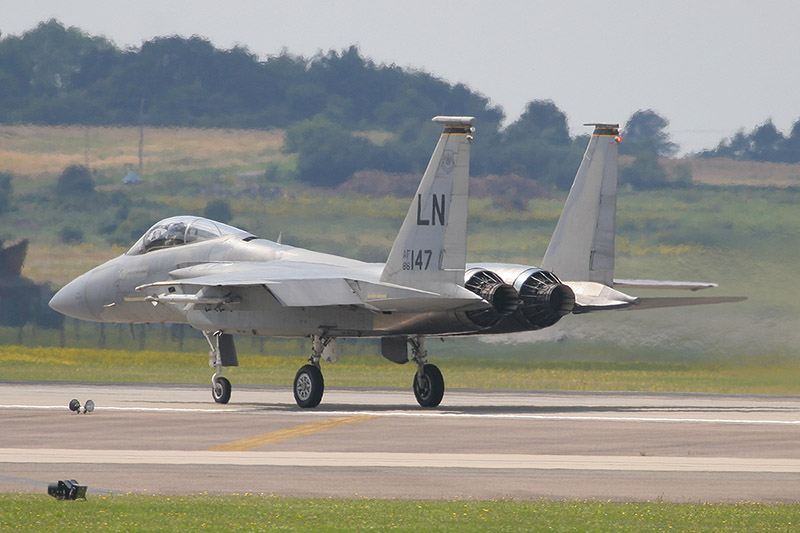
208 415 379 451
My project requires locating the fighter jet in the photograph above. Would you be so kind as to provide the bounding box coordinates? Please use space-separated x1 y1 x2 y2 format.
49 117 742 408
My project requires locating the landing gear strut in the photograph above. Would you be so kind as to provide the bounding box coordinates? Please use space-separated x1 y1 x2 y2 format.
293 335 333 408
205 331 237 404
410 337 444 407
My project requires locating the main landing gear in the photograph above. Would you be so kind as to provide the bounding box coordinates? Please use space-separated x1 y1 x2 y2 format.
292 335 333 408
291 335 445 409
202 331 445 408
409 337 445 408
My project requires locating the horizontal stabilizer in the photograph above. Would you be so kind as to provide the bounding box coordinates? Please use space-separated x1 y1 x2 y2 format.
614 279 717 291
627 295 747 310
566 281 639 313
567 281 746 313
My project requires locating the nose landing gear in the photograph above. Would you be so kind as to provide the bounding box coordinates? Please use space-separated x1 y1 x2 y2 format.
212 375 231 404
205 331 238 404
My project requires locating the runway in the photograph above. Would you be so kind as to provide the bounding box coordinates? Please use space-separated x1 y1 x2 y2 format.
2 381 800 502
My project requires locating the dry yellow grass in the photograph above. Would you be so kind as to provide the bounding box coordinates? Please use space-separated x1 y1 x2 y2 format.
661 157 800 187
22 242 122 287
0 124 287 179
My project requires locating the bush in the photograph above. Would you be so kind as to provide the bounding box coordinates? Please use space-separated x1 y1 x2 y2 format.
58 226 84 244
620 153 671 190
109 209 157 246
204 198 233 223
56 164 95 195
0 171 12 213
285 116 378 187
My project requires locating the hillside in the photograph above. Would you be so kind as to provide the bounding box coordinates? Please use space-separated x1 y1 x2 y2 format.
2 124 799 363
0 124 287 188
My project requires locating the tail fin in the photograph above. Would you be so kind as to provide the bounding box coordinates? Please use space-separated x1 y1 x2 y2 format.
542 123 620 285
380 116 475 295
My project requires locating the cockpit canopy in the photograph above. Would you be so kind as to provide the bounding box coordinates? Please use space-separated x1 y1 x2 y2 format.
127 216 253 255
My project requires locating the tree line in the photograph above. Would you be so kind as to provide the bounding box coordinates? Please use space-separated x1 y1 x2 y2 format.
699 119 800 163
6 19 781 191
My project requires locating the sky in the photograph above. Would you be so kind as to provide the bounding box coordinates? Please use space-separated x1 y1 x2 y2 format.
2 0 799 154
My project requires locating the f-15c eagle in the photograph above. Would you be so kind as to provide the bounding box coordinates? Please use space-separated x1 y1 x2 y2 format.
49 117 742 408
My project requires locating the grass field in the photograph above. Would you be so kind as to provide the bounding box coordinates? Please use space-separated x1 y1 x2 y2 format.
1 494 797 532
3 345 799 395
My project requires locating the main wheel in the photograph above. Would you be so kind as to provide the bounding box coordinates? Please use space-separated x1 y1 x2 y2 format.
413 363 444 407
294 364 324 408
212 376 232 404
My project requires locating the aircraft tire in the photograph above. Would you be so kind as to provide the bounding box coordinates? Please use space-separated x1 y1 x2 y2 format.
212 376 232 404
413 363 444 407
294 364 324 408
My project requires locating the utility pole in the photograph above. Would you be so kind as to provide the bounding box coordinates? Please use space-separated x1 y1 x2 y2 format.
84 125 90 166
138 98 145 173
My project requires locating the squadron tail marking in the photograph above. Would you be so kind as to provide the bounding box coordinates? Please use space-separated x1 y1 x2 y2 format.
381 116 475 296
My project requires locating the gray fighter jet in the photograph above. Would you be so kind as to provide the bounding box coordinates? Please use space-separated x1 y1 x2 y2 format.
49 118 742 408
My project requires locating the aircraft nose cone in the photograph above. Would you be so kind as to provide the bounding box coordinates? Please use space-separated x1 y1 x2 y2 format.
49 275 95 321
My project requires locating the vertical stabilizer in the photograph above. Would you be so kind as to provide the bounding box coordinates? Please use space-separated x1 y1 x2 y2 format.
381 116 475 295
541 123 620 285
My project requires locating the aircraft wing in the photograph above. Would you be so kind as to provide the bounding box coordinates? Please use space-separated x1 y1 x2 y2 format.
136 261 488 313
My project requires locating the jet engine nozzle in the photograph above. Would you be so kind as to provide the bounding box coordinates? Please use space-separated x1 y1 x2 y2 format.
515 270 575 329
463 269 520 328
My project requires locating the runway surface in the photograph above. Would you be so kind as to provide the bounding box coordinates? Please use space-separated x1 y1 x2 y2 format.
2 381 800 502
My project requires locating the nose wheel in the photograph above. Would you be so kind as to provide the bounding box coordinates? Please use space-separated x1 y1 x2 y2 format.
212 376 231 404
205 331 237 404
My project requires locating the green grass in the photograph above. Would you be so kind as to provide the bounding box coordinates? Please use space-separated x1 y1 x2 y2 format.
3 345 800 395
0 494 797 532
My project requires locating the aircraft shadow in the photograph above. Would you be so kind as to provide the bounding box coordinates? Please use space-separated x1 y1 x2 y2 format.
234 402 798 416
